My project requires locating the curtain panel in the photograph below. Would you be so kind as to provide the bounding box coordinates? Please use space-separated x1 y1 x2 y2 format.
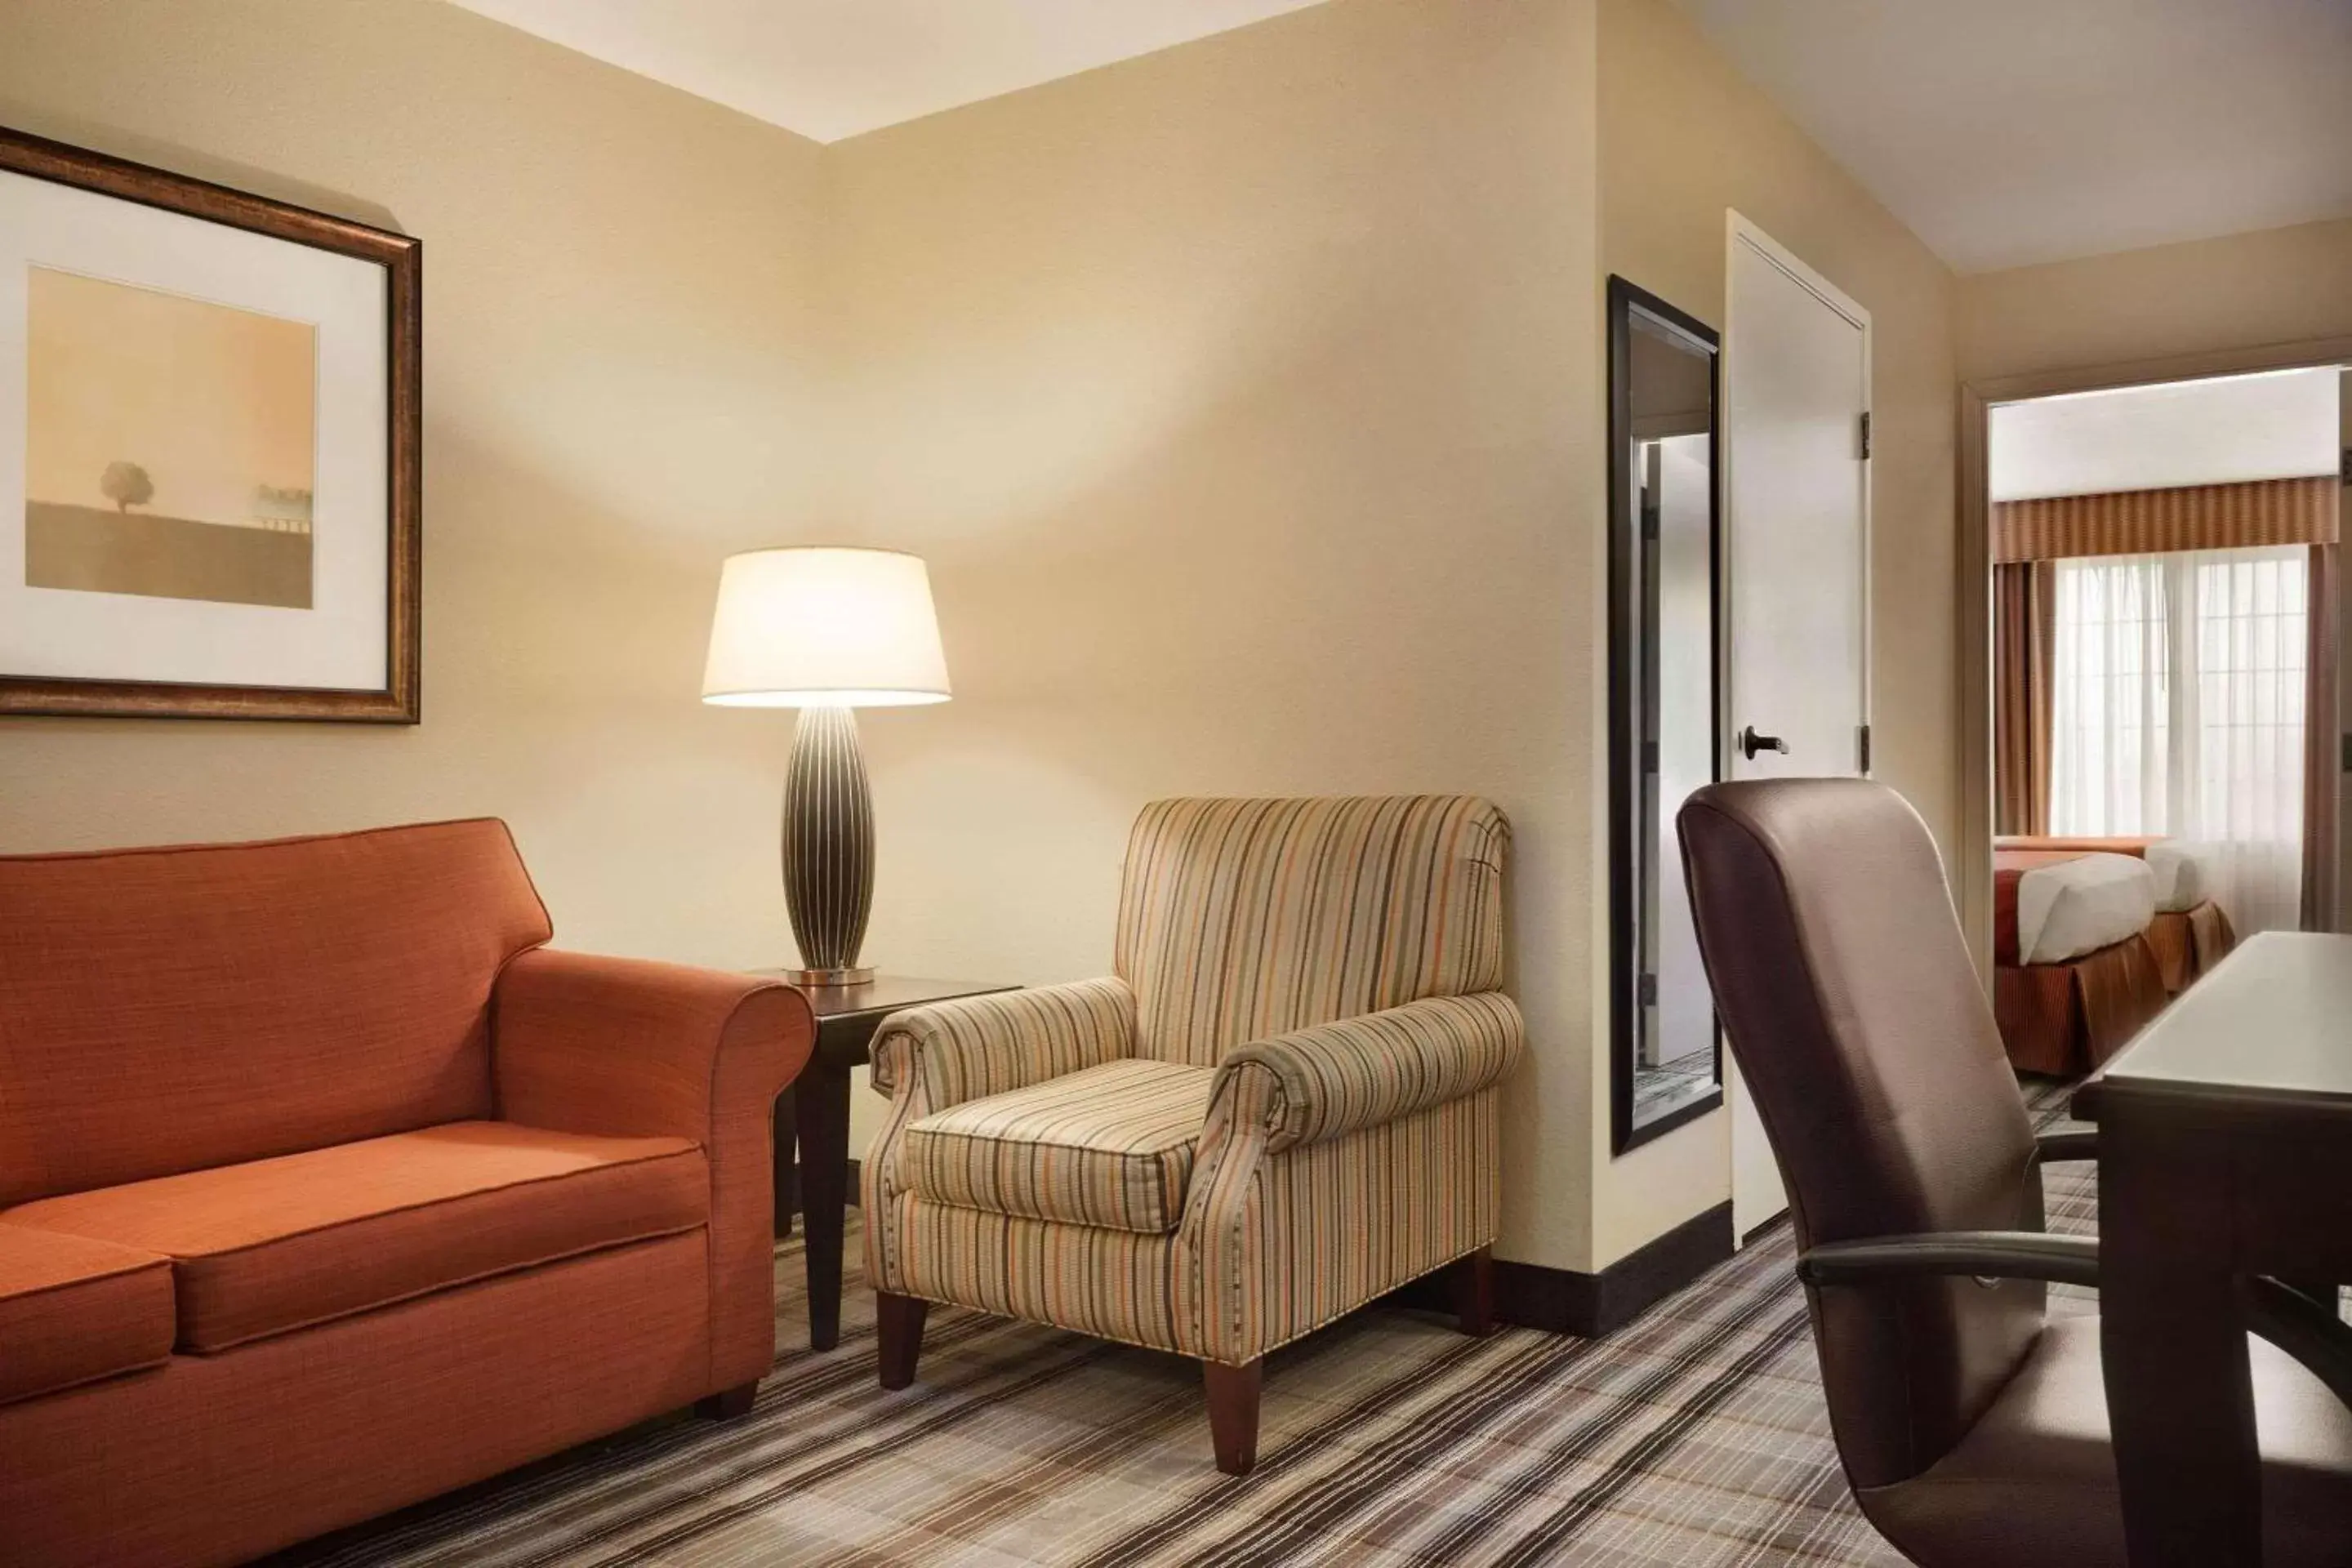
2303 541 2340 932
1993 560 2054 835
2047 546 2312 937
1995 475 2339 564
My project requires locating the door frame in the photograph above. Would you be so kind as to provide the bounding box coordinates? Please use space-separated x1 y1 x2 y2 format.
1953 332 2352 973
1722 212 1873 1244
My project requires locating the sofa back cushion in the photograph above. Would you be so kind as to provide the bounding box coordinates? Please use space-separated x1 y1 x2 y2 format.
1116 796 1508 1066
0 819 552 1205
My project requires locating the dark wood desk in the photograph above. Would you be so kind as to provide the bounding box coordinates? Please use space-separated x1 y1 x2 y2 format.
758 974 1015 1352
2072 932 2352 1567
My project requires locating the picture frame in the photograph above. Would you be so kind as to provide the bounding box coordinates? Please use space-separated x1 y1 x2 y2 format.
0 125 420 723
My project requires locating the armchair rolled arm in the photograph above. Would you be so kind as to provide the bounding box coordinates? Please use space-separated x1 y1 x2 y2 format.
868 978 1134 1114
1209 991 1523 1154
492 948 813 1140
1797 1231 2101 1290
2033 1129 2100 1165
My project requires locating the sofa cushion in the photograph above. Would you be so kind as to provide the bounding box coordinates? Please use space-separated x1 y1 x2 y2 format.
0 819 555 1207
3 1123 705 1352
902 1058 1215 1233
0 1223 174 1405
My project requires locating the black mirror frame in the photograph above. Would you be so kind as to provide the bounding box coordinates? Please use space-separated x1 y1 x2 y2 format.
1607 274 1726 1156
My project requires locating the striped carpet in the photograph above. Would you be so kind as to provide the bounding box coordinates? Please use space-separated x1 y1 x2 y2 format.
270 1083 2093 1567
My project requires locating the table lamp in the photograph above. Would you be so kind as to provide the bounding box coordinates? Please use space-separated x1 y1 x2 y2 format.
701 546 951 986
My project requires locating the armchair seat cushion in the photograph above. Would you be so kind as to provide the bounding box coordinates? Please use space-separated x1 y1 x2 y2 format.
0 1224 174 1405
4 1122 706 1352
902 1059 1215 1233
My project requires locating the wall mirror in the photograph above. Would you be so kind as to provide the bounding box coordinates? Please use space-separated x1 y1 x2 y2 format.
1608 275 1725 1154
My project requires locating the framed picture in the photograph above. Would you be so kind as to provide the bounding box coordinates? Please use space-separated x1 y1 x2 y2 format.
0 126 419 722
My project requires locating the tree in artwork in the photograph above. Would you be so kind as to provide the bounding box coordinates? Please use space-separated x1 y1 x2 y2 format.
99 461 154 514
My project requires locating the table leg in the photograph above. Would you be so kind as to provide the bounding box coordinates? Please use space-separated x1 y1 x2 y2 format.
794 1057 853 1352
2099 1114 2261 1566
771 1085 795 1241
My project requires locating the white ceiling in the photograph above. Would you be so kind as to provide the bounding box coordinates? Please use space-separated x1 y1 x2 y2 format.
446 0 1331 144
1676 0 2352 274
1989 368 2342 502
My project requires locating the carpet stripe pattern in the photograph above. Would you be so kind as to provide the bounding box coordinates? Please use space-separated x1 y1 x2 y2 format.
270 1084 2094 1566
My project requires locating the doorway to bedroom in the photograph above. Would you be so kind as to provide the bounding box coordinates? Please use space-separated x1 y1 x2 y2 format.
1984 365 2348 1076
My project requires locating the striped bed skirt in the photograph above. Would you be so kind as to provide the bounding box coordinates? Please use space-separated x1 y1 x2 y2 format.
2145 899 2238 995
1995 931 2169 1077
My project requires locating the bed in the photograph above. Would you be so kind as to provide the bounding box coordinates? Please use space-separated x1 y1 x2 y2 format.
1991 846 2167 1076
1996 834 2238 993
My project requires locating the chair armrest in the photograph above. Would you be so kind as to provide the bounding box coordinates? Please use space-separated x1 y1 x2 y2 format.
868 978 1134 1114
2248 1277 2352 1413
2033 1129 2100 1165
1797 1231 2101 1290
1208 992 1523 1154
862 980 1131 1299
1799 1240 2352 1413
492 948 813 1141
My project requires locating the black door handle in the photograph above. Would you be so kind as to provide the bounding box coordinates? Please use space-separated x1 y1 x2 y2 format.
1740 725 1789 760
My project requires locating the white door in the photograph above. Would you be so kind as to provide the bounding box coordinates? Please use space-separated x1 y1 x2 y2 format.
1722 216 1871 1241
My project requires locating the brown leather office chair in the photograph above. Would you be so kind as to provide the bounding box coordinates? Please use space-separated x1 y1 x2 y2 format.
1676 778 2352 1568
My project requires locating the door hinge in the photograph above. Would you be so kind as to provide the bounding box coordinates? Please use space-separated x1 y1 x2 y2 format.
1858 722 1873 773
1642 738 1659 775
1637 972 1658 1008
1859 411 1873 461
2341 446 2351 487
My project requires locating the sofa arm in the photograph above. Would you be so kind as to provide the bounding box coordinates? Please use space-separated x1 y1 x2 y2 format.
492 948 813 1141
868 978 1134 1116
492 948 813 1395
1206 993 1524 1154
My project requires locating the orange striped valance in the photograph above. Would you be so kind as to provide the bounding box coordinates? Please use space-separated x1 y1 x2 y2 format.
1993 475 2340 563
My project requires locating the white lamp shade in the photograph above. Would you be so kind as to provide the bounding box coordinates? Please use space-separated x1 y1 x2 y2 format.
701 547 951 707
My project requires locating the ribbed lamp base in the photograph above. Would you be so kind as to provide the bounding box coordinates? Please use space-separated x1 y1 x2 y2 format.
781 706 875 982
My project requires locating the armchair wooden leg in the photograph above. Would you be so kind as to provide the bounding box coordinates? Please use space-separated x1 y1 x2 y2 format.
876 1291 929 1390
1452 1245 1496 1337
1203 1358 1263 1477
696 1381 758 1419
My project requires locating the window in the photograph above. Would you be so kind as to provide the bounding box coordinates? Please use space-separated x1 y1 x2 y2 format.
2049 546 2305 934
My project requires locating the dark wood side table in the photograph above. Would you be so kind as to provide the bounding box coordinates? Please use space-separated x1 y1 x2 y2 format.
755 974 1016 1351
2071 931 2352 1567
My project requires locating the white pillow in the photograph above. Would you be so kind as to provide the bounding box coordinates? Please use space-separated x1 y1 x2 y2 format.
2017 853 2156 964
2144 840 2215 913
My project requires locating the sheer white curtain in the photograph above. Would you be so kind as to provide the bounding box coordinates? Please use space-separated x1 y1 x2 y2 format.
2049 546 2306 935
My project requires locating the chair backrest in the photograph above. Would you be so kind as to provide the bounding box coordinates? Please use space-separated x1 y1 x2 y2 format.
1675 779 2043 1490
1115 795 1507 1066
0 818 552 1205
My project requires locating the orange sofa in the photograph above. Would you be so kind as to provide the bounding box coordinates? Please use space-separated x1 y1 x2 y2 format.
0 819 813 1568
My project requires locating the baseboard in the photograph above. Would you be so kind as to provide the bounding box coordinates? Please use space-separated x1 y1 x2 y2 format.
1494 1200 1735 1338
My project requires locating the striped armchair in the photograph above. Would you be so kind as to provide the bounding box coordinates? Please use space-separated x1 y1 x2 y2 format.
861 795 1523 1473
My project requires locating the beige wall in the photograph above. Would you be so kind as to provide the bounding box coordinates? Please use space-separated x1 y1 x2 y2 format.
0 0 830 973
1593 0 1959 1263
1959 216 2352 384
823 0 1610 1269
1 0 1971 1279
